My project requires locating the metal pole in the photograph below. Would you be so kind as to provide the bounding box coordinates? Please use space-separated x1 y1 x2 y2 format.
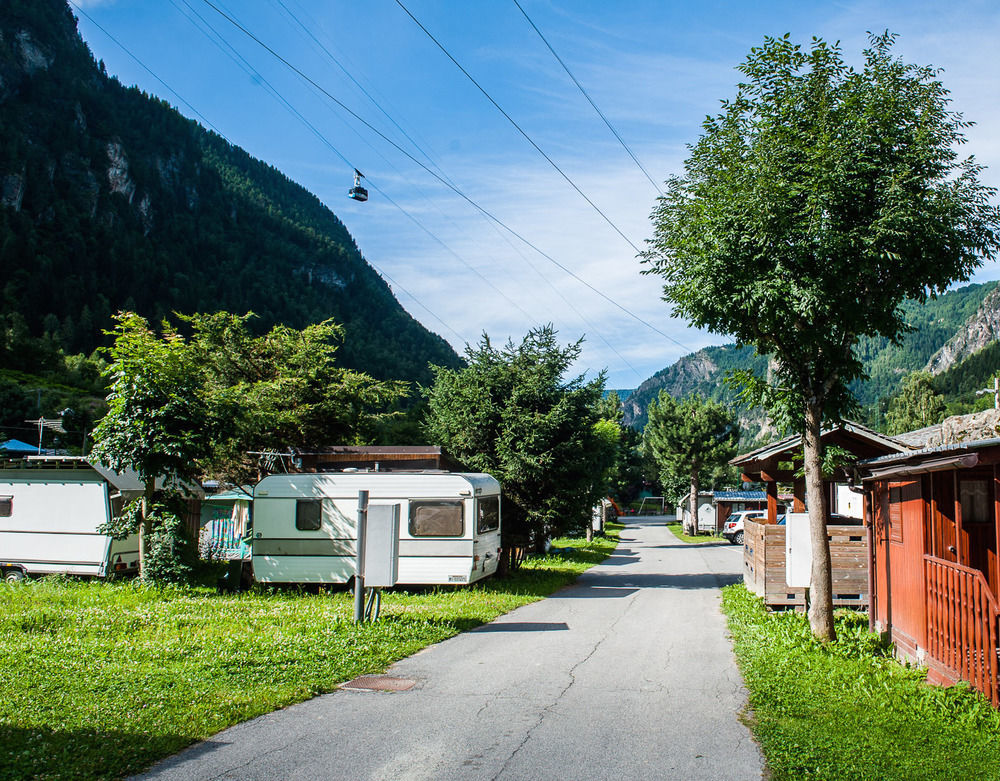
353 490 369 623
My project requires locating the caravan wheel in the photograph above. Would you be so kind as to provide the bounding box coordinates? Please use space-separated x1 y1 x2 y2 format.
3 568 25 583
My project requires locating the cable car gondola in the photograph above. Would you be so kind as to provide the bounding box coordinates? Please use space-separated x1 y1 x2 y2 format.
348 169 368 202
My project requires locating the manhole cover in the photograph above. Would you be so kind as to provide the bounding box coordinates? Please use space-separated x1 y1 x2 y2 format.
341 675 416 692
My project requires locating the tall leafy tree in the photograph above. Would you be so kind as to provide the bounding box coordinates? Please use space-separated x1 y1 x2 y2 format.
643 33 1000 639
91 311 407 580
423 326 607 559
884 371 946 435
643 391 739 535
185 312 407 483
90 313 212 578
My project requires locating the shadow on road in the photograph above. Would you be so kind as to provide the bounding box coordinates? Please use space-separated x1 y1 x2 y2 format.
569 571 743 592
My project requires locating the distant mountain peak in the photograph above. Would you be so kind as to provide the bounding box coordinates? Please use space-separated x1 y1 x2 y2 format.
925 285 1000 375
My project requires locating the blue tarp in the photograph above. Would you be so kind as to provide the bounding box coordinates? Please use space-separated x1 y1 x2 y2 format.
0 439 38 454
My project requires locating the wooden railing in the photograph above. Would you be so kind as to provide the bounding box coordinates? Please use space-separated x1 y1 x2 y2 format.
924 555 1000 706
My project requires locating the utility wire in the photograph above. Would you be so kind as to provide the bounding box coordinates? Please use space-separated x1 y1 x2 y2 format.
69 0 229 142
268 2 644 377
179 0 537 330
74 0 470 347
393 0 643 255
511 0 664 197
200 0 692 355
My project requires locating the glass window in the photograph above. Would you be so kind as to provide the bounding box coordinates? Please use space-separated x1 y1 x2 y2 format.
960 479 991 524
0 496 10 517
888 485 903 543
477 496 500 533
410 500 464 537
295 499 322 531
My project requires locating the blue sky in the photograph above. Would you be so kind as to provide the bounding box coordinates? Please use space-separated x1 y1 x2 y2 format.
71 0 1000 389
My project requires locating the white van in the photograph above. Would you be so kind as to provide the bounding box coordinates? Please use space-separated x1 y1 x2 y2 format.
0 456 141 581
252 471 501 585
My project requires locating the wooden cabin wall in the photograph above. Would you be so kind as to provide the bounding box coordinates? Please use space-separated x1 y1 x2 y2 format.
870 484 889 632
884 478 927 657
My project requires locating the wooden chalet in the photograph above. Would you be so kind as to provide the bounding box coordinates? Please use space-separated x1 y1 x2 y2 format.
734 421 908 610
732 420 908 523
860 434 1000 706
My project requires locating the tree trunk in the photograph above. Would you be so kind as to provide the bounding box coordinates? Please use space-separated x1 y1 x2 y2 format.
687 473 699 536
139 482 154 580
803 401 836 641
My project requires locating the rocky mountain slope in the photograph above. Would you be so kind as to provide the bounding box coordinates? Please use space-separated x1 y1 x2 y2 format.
0 0 460 386
925 285 1000 375
624 281 1000 443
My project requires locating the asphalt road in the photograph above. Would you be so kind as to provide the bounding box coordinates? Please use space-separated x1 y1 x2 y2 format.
138 518 763 781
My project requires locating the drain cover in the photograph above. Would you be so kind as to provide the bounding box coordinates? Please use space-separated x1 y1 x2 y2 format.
341 675 416 692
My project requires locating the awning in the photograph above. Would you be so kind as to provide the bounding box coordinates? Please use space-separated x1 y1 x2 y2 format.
867 453 979 481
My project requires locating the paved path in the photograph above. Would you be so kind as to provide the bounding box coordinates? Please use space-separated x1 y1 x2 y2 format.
139 519 763 780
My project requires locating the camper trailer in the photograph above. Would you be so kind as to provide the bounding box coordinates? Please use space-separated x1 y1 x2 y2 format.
0 456 141 581
252 471 501 585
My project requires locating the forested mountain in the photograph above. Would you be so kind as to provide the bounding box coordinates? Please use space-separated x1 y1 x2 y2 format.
624 281 999 444
0 0 460 387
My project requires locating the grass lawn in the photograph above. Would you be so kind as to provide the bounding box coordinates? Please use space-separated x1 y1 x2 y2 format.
1 524 620 781
665 521 720 544
723 584 1000 780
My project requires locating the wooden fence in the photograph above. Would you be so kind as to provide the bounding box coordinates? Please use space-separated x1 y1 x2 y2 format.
743 520 869 609
924 555 1000 706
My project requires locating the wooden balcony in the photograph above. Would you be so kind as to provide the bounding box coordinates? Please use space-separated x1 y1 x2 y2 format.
924 555 1000 706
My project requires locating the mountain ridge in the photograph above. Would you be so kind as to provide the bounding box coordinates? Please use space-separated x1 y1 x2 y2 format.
0 0 460 387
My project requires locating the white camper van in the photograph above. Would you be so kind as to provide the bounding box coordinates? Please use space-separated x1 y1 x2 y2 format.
252 471 501 585
0 456 141 581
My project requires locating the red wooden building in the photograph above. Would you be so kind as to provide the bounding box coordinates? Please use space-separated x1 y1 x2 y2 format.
860 437 1000 705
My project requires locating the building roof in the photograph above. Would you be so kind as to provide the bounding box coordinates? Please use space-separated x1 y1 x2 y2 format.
713 490 767 502
732 419 909 467
0 439 39 454
860 437 1000 467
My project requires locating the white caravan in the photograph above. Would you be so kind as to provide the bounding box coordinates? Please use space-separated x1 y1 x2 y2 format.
252 471 501 585
0 456 141 581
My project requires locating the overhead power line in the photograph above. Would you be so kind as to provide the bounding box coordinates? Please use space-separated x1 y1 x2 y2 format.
268 0 644 377
511 0 664 197
70 0 469 343
393 0 643 255
200 0 692 356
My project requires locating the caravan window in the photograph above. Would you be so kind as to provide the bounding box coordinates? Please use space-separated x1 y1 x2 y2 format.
295 500 323 531
0 496 10 517
410 500 464 537
477 497 499 533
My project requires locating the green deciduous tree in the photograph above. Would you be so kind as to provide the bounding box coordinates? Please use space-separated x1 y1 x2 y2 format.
423 327 607 560
885 371 946 435
643 33 1000 639
184 312 407 484
91 311 407 580
643 391 739 535
90 313 212 579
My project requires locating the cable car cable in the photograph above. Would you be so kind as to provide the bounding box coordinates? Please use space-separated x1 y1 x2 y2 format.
181 1 545 335
392 0 643 255
73 0 471 348
199 0 692 355
511 0 664 197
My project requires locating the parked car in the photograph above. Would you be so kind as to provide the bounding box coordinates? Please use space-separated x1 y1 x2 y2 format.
722 510 767 545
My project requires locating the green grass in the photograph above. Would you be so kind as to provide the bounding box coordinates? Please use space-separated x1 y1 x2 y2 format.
0 524 620 781
665 522 718 544
722 584 1000 780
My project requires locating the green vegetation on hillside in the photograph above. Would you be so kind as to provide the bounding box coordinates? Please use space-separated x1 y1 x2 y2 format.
0 525 620 781
0 0 459 426
624 281 997 443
